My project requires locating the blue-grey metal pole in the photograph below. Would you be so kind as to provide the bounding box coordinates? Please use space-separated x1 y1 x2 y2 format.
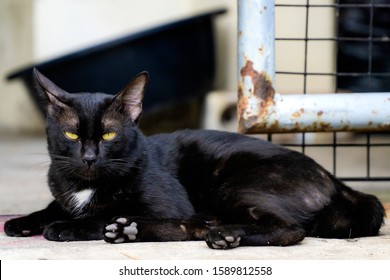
237 0 390 134
237 0 276 133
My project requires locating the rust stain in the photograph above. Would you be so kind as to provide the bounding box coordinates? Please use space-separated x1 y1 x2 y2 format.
317 111 324 117
247 120 280 134
237 86 249 132
237 87 246 111
240 116 259 134
240 60 275 102
238 60 276 133
251 121 390 134
292 108 305 118
319 122 332 131
377 123 390 131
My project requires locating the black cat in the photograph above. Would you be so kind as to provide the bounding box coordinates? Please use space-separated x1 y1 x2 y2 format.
4 69 385 249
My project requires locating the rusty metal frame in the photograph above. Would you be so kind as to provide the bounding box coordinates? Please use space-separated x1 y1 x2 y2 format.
237 0 390 134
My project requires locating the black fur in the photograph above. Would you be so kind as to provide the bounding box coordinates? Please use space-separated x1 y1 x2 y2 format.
4 69 385 249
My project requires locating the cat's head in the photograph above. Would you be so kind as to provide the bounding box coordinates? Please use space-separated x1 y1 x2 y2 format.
33 68 148 180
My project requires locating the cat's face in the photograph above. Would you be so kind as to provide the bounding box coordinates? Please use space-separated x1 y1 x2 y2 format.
33 69 148 180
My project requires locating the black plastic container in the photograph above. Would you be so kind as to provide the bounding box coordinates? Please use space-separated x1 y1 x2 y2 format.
7 9 226 117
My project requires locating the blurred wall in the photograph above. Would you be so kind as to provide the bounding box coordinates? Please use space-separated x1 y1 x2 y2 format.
0 0 43 135
0 0 335 134
0 0 237 134
275 0 335 94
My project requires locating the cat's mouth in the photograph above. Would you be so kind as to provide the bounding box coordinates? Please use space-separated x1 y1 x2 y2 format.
77 167 99 179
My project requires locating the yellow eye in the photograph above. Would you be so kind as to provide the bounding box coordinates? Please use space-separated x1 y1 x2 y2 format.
102 132 117 141
64 131 79 141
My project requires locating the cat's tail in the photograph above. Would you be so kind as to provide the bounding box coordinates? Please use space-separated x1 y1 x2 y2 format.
310 178 385 238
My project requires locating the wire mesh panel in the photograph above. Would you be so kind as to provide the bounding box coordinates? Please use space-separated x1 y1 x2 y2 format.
238 0 390 199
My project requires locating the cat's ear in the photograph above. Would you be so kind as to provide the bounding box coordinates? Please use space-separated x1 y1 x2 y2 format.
33 68 70 111
115 71 149 124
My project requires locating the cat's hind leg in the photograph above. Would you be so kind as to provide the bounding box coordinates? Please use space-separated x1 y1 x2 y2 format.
205 223 305 249
205 207 305 249
103 214 305 248
103 216 213 244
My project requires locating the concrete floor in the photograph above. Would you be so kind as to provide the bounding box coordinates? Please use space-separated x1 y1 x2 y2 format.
0 135 389 260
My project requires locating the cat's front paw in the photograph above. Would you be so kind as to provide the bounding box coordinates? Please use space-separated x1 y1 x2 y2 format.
4 216 43 237
104 217 138 244
43 221 103 241
205 227 243 249
43 221 77 241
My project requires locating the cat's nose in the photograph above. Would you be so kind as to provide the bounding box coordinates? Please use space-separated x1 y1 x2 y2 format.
82 146 97 166
83 155 97 166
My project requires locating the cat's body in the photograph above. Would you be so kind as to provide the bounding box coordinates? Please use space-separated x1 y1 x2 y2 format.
4 70 385 248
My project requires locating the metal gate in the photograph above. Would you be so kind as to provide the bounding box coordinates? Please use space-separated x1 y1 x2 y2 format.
237 0 390 196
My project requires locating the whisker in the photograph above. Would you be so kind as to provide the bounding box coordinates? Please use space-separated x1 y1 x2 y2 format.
48 154 85 178
35 153 140 180
29 161 51 174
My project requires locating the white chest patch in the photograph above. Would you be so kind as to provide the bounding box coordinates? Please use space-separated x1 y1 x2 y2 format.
70 189 94 211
